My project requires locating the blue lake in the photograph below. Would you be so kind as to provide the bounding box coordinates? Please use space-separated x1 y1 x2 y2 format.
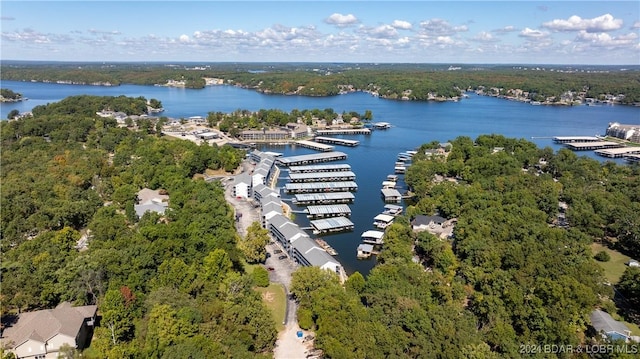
1 80 639 275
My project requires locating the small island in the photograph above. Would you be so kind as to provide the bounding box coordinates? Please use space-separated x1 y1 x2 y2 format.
0 88 25 102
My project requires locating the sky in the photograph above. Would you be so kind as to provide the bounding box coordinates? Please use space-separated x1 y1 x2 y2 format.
1 1 639 65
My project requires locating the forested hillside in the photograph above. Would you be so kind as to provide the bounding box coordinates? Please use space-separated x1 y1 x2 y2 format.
0 96 273 358
290 135 640 358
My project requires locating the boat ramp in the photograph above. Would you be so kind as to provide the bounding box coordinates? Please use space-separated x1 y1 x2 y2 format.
310 216 354 235
292 192 355 205
284 181 358 194
314 136 360 147
288 164 352 173
289 171 356 183
277 151 347 166
306 204 352 219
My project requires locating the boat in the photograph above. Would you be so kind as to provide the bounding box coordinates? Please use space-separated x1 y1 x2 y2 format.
315 238 338 256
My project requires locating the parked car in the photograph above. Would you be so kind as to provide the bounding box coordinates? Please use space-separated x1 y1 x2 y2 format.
267 266 275 271
278 255 287 260
274 249 282 254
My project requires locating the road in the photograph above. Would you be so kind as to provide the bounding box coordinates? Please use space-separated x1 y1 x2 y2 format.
222 159 314 359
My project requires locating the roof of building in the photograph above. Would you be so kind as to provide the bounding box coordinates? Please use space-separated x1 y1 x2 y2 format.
233 172 251 186
357 243 375 252
362 230 385 240
412 214 447 226
590 309 631 338
135 200 168 218
2 302 97 348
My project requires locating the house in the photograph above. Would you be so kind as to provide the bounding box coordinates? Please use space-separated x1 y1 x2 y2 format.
232 172 251 200
134 188 169 218
627 260 640 268
1 302 97 359
412 215 447 231
590 309 633 342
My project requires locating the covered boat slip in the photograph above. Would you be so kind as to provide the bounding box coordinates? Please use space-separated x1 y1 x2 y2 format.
289 171 356 182
277 151 347 166
361 230 384 245
382 204 403 216
294 140 335 152
314 136 360 147
381 188 402 203
310 216 355 234
284 181 358 194
306 204 352 219
373 213 395 229
292 192 355 205
288 164 352 173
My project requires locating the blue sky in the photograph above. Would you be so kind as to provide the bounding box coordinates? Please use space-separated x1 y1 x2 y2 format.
1 1 639 64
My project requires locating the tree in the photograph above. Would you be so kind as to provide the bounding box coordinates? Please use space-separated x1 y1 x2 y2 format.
345 271 365 294
239 221 270 264
7 109 19 120
251 266 270 287
101 287 138 345
617 267 640 308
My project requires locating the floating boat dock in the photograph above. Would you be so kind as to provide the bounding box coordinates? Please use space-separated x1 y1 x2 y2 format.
625 154 640 163
310 216 355 234
394 166 406 174
277 151 347 166
381 188 402 203
553 136 601 143
373 214 395 229
594 147 640 158
314 136 360 147
306 204 352 219
315 238 338 255
289 171 356 183
292 192 355 205
315 129 371 135
284 181 358 194
357 243 378 259
295 140 335 152
288 164 352 173
382 204 403 216
361 230 385 245
565 141 623 151
372 122 391 129
382 180 396 189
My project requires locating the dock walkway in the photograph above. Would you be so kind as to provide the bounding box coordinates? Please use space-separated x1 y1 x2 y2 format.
315 129 371 135
277 151 347 166
314 136 360 147
292 192 355 205
284 181 358 194
289 171 356 183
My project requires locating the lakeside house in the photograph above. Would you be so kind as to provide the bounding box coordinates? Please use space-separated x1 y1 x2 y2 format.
1 302 97 359
134 188 169 218
590 309 635 342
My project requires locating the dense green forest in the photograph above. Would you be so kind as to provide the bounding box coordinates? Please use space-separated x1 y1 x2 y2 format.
290 135 640 358
2 62 639 103
0 96 273 358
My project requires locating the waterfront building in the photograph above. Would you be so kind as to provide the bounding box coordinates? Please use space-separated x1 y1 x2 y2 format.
606 122 640 143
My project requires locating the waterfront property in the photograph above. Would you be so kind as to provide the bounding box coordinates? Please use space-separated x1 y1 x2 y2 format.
394 165 406 174
284 181 358 194
288 163 352 173
288 171 356 183
232 172 251 199
372 122 391 129
306 204 352 219
381 188 402 203
565 141 623 151
276 151 347 166
314 136 360 147
310 216 355 234
412 214 457 239
291 192 355 205
606 122 640 143
382 180 396 189
373 214 395 229
361 230 385 245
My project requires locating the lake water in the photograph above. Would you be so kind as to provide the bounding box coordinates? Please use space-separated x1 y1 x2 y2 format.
1 80 639 275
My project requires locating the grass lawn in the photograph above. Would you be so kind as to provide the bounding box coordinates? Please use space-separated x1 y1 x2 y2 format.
255 283 287 332
591 243 632 284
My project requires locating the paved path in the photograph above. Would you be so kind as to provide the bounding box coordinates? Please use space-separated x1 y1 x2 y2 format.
223 160 313 358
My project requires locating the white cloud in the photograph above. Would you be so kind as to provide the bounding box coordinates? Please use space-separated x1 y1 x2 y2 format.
391 20 412 30
519 27 548 38
324 13 359 27
542 14 623 32
362 24 399 39
1 16 16 21
474 31 497 42
493 25 517 34
632 21 640 29
179 34 190 43
576 30 638 47
419 18 468 35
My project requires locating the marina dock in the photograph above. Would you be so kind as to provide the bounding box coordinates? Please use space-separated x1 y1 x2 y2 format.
565 141 623 151
357 243 378 259
381 188 402 203
284 181 358 194
553 136 601 143
277 151 347 166
361 230 385 245
295 140 335 152
373 214 395 229
288 164 352 173
306 204 352 219
288 171 356 183
315 129 371 135
310 216 355 234
314 136 360 147
594 147 640 158
372 122 391 129
314 238 338 255
394 165 406 174
382 204 403 216
625 154 640 163
292 192 355 205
